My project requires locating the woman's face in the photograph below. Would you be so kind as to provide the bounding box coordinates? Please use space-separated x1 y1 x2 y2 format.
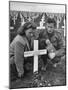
25 28 34 40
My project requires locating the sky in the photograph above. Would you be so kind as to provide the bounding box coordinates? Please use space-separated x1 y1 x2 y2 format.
10 1 65 13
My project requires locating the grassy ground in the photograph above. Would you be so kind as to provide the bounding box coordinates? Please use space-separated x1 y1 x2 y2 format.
10 59 66 89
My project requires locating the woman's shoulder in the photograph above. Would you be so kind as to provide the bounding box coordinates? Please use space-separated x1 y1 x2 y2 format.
10 35 26 47
15 35 27 45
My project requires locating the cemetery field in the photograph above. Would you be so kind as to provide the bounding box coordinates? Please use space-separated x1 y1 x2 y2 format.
10 61 66 89
9 2 66 89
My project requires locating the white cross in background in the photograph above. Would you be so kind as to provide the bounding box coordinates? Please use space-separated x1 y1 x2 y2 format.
62 17 65 37
12 15 17 25
57 16 61 29
20 13 25 26
37 14 45 29
24 40 47 73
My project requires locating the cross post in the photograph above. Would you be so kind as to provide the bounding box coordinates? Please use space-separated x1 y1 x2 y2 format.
24 40 47 73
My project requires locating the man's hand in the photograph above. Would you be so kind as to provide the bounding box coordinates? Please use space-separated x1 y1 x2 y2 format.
18 71 24 78
48 52 56 59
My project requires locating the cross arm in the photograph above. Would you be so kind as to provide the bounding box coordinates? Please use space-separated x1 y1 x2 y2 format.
24 49 47 57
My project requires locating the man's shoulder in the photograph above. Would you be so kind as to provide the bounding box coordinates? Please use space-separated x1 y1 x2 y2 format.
54 30 62 38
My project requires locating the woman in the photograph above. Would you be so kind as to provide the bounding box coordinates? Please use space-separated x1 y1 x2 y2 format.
9 21 36 81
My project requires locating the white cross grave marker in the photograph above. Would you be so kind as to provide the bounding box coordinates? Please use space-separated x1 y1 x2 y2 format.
62 17 65 37
37 14 45 29
12 15 17 25
57 16 61 29
20 13 25 26
24 40 47 73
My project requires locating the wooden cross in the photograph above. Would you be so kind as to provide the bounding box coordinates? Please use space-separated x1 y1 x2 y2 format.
57 16 61 29
62 17 65 37
37 14 45 29
20 13 25 26
24 40 47 73
12 16 17 25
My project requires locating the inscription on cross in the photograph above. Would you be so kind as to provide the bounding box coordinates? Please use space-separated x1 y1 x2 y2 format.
24 40 47 73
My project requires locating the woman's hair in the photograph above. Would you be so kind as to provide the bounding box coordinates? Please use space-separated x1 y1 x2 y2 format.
46 18 56 27
17 21 37 36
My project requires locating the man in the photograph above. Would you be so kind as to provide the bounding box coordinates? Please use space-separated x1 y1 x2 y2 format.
39 18 65 71
9 21 37 81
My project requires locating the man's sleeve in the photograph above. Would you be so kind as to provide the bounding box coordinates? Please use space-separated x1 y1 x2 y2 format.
56 32 65 57
57 32 64 48
14 41 24 75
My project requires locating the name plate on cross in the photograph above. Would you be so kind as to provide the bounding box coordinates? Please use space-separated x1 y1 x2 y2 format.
24 40 47 73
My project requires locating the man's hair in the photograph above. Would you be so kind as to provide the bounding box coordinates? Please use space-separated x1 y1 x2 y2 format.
17 21 36 36
46 18 56 27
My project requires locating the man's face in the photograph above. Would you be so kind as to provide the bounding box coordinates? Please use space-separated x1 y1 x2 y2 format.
46 23 54 34
25 28 34 40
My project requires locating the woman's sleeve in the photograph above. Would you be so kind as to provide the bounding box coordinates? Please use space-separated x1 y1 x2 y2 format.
14 41 24 75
